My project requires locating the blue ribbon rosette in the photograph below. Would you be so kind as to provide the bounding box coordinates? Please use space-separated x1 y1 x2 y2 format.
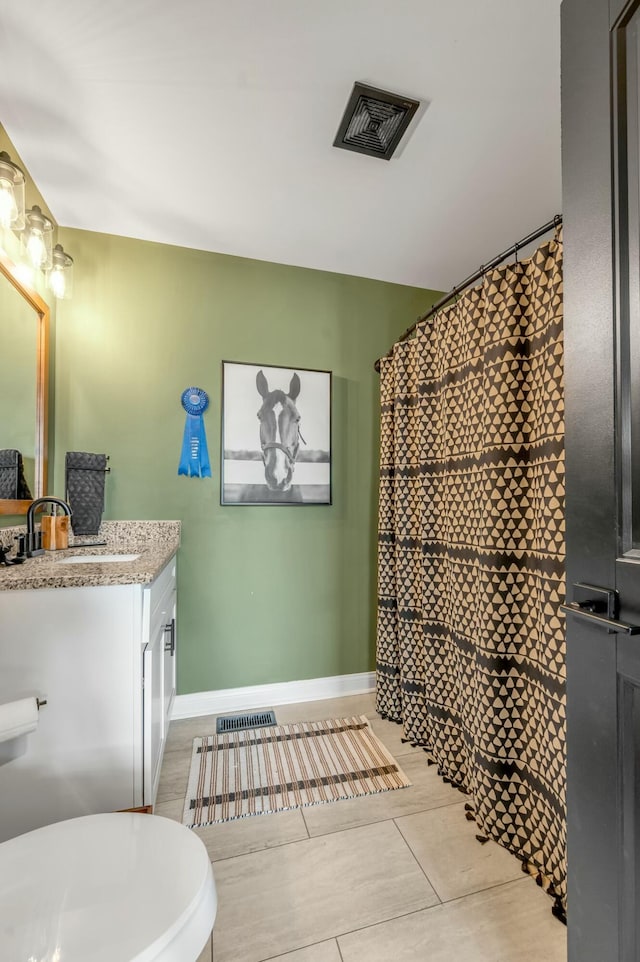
178 387 212 478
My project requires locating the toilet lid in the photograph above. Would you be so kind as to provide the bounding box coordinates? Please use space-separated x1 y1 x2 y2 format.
0 813 217 962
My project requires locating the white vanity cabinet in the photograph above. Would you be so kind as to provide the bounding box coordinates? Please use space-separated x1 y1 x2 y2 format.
0 554 177 843
141 554 177 805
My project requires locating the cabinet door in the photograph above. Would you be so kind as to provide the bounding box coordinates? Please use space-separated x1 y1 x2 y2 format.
143 620 165 805
163 590 177 734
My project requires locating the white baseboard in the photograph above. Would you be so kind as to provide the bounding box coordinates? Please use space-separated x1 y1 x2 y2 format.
171 671 376 721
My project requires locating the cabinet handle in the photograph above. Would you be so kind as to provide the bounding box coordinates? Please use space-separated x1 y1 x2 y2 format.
164 618 176 655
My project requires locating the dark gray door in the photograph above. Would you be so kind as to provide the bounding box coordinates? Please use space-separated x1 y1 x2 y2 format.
563 0 640 958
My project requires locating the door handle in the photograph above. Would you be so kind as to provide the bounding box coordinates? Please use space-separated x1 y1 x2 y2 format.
560 603 640 635
561 582 640 635
163 618 176 654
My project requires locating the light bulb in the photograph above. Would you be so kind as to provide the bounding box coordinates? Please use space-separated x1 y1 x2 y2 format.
0 153 24 229
22 205 53 269
26 228 46 268
49 265 66 299
0 178 17 228
49 244 73 299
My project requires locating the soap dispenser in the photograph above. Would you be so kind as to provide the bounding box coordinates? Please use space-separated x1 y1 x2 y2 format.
41 506 70 551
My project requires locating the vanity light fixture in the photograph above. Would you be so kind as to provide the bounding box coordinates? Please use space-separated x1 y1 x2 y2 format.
0 151 25 230
48 243 74 299
22 204 53 270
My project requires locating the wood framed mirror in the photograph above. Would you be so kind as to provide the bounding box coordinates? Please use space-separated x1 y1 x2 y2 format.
0 249 49 515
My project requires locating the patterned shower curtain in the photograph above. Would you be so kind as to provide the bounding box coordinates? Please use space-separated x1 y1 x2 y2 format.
376 232 566 909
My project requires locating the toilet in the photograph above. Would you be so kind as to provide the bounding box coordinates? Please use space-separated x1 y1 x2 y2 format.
0 812 217 961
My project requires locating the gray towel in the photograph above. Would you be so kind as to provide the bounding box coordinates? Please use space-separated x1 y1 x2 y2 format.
65 452 108 535
0 449 32 500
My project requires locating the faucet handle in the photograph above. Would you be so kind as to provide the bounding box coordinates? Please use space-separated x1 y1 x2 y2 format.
0 542 25 566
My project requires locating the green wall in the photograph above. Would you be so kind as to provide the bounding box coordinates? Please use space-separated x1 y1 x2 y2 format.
54 228 438 694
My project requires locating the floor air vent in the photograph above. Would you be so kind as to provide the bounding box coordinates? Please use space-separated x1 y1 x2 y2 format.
333 82 420 160
216 710 277 734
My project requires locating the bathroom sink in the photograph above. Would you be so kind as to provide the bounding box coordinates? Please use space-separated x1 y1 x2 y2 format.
56 553 140 564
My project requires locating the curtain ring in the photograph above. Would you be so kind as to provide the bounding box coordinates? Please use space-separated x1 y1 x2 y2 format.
514 240 519 264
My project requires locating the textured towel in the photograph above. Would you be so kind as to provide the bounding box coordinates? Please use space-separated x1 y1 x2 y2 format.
0 449 32 500
65 452 108 535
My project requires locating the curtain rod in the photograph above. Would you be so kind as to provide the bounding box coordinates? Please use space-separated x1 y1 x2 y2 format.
374 214 563 373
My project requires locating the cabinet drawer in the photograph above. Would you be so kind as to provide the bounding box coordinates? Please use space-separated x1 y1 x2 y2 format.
144 555 177 630
149 583 175 643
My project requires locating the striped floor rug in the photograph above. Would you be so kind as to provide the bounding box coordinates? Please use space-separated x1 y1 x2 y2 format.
183 715 411 827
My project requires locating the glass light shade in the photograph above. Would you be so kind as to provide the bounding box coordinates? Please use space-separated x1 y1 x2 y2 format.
22 205 53 270
48 243 74 299
0 151 25 230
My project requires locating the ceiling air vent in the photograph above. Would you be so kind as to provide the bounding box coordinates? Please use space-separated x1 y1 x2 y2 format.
333 82 420 160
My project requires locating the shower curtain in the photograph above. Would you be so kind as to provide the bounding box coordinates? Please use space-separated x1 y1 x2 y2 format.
376 232 566 908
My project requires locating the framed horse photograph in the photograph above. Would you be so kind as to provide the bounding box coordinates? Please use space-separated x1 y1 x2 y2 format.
221 360 332 505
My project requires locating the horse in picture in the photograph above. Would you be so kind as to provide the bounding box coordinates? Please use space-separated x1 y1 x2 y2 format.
256 369 305 492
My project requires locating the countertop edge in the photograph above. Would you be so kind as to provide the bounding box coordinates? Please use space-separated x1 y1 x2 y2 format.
0 521 181 592
0 548 179 592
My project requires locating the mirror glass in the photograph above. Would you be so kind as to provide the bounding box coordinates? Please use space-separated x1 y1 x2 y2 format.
0 278 37 497
0 254 48 514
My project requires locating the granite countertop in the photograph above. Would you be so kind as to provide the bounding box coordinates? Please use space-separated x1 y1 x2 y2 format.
0 521 180 591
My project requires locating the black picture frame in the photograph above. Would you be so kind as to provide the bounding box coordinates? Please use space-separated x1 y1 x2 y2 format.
221 360 332 506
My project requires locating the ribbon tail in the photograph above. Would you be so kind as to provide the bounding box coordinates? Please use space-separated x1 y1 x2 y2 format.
178 413 212 479
178 418 193 476
199 429 212 478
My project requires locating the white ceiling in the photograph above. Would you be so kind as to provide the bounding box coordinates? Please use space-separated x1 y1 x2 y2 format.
0 1 561 290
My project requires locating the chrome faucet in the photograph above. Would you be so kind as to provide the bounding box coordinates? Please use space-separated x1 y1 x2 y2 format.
24 497 72 557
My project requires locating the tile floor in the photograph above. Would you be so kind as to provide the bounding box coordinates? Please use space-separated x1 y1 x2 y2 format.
156 692 567 962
